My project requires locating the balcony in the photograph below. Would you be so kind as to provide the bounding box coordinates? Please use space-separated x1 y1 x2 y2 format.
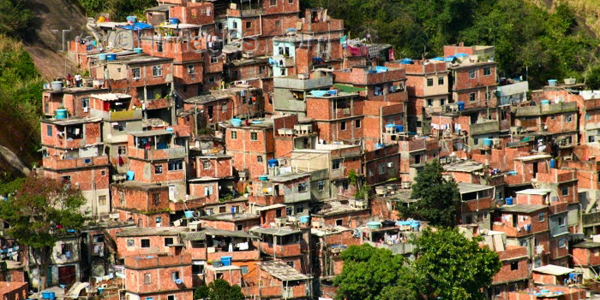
145 97 173 110
271 56 295 68
128 145 187 161
515 102 578 117
470 121 500 135
585 98 600 111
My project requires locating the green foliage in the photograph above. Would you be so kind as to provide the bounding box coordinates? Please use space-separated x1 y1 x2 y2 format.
398 161 460 227
411 228 502 300
194 279 244 300
333 244 411 300
354 185 371 200
0 0 36 38
194 285 210 299
334 229 501 300
77 0 157 21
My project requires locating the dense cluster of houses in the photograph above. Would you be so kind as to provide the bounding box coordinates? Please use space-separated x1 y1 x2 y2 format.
2 0 600 299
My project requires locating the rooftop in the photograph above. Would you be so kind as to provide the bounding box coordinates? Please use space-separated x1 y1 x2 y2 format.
128 129 173 137
573 241 600 249
258 260 310 281
269 172 311 182
42 116 102 126
250 226 303 236
180 227 258 241
116 226 186 237
111 181 168 191
45 86 106 94
91 93 132 101
532 264 576 276
514 154 552 162
200 213 260 222
499 204 548 214
457 182 493 194
444 160 485 173
516 189 552 195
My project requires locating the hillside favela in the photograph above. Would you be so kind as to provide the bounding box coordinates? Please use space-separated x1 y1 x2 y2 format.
8 0 600 299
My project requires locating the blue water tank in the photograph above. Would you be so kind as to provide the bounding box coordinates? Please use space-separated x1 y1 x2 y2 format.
505 197 513 205
126 16 137 23
541 100 550 105
268 159 279 168
299 215 311 223
548 79 558 87
231 118 242 127
396 125 404 132
169 18 180 25
550 158 556 169
126 171 135 181
55 109 67 120
106 54 117 61
259 175 268 181
221 256 232 266
483 138 493 147
98 53 107 61
41 292 55 300
184 210 194 218
134 48 143 54
457 101 465 111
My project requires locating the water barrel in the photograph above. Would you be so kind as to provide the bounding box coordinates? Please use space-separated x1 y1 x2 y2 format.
97 288 104 295
252 120 263 124
483 138 493 147
299 215 310 223
396 125 404 132
126 16 137 23
51 81 63 92
367 221 381 229
133 48 143 54
328 90 338 96
106 54 117 61
55 109 67 119
41 291 56 300
505 197 513 205
221 256 232 266
184 210 194 219
98 53 107 61
126 171 135 181
550 159 556 169
259 175 268 181
457 101 465 111
548 79 558 86
231 118 242 127
541 100 550 105
169 18 180 25
268 159 279 168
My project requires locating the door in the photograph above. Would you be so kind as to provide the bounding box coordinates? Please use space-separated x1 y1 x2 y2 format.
58 265 77 285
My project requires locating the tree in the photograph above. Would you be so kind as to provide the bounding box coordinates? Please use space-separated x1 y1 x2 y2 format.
411 228 501 300
193 279 244 300
0 173 86 290
398 160 460 227
333 244 414 300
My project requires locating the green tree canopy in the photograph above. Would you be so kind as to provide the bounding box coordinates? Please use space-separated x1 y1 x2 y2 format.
398 160 460 227
411 228 502 300
334 229 501 300
0 173 86 289
193 279 244 300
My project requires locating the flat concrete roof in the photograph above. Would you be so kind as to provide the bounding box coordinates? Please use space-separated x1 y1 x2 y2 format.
129 129 172 137
514 154 551 162
258 261 310 281
457 182 493 194
499 204 547 214
444 160 485 173
116 227 186 237
91 93 132 101
250 227 302 236
516 189 552 195
532 264 576 276
573 241 600 249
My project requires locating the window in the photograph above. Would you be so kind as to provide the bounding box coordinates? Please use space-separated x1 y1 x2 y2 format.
154 164 163 174
332 160 341 169
98 195 107 206
566 114 573 122
473 138 479 145
167 296 175 300
355 119 361 128
484 67 491 76
590 135 596 143
561 186 569 196
204 186 214 196
187 65 195 74
62 175 71 183
379 163 386 175
469 69 476 79
152 65 163 77
168 160 183 171
171 271 180 281
259 66 265 74
427 99 433 107
144 273 152 284
211 56 218 64
240 266 249 274
231 131 237 139
318 181 325 191
47 125 53 137
296 205 303 214
153 193 161 205
127 239 134 247
165 238 174 246
288 0 294 3
440 98 446 106
132 68 141 79
511 262 519 271
157 42 163 52
221 102 227 112
286 206 293 216
237 224 243 231
558 217 565 227
141 239 150 248
298 182 308 192
81 97 89 109
427 78 434 86
208 76 215 83
275 20 280 27
257 156 263 162
286 261 294 268
251 132 258 140
118 145 127 155
342 181 349 190
558 238 566 248
336 219 343 226
587 113 592 120
539 212 545 222
438 77 444 85
469 93 476 102
246 21 252 29
203 161 211 170
341 121 347 131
